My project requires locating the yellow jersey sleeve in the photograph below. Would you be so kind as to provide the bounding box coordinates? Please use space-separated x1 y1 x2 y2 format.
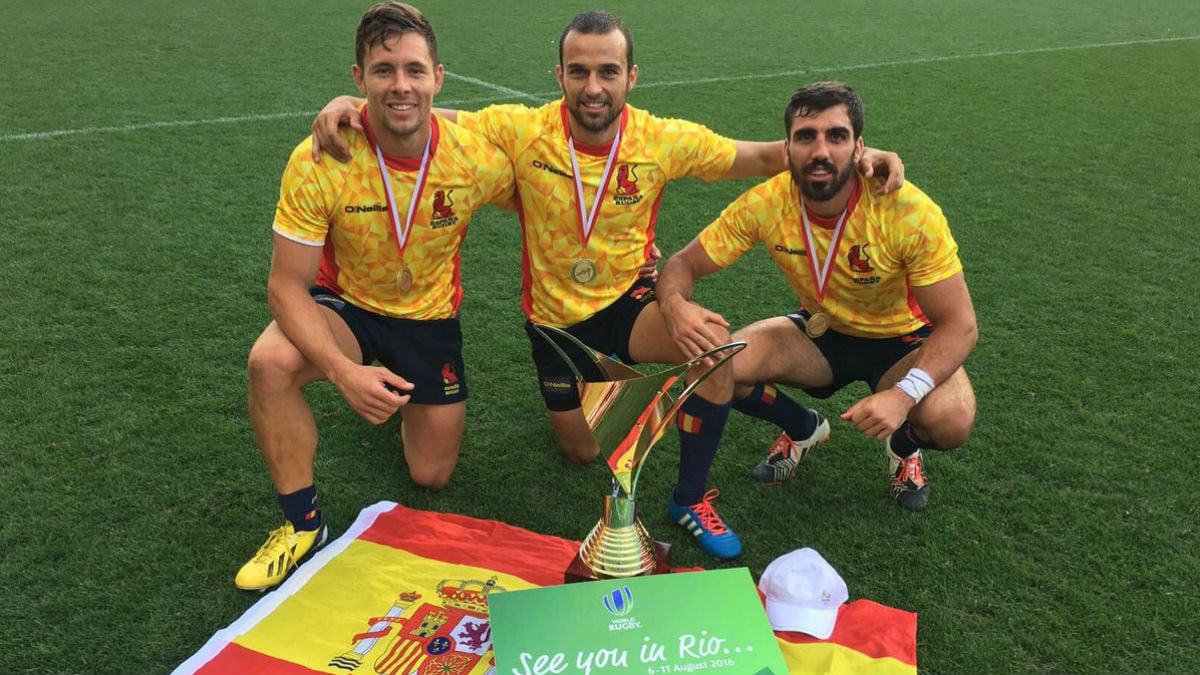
274 134 353 246
880 187 961 288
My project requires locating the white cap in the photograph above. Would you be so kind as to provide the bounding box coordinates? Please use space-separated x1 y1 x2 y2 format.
759 548 849 638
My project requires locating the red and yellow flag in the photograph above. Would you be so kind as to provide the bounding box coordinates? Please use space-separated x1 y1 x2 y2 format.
774 600 917 675
174 502 916 675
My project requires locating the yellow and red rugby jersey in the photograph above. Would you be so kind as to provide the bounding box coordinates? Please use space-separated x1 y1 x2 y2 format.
457 101 737 327
698 172 962 338
273 110 514 320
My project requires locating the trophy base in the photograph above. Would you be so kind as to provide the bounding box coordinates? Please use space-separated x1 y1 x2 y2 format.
564 540 672 583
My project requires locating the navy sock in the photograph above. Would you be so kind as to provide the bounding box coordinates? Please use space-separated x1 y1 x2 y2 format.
733 382 818 440
889 422 928 459
673 394 731 506
277 485 322 532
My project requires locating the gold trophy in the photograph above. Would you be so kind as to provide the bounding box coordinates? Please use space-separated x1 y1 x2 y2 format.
532 325 744 581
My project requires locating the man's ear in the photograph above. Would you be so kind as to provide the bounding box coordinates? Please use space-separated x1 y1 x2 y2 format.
352 64 367 96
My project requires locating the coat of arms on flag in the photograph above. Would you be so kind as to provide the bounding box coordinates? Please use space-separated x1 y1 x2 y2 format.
173 502 918 675
326 578 500 675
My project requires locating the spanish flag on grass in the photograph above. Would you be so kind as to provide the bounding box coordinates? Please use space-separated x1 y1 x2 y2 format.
774 600 917 675
174 502 916 675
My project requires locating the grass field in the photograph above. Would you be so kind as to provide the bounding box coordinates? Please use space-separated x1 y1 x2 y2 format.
3 1 1199 673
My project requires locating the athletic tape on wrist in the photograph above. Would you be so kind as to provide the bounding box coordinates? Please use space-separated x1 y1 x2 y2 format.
894 367 935 404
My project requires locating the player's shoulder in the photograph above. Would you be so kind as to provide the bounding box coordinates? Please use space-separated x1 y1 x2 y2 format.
436 116 511 176
471 101 546 125
722 171 792 218
283 130 366 177
868 178 939 210
743 171 794 202
628 103 715 135
865 178 948 228
442 114 503 149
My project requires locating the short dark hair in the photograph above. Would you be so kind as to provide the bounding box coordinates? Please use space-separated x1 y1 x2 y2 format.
784 81 864 140
355 2 439 69
558 10 634 68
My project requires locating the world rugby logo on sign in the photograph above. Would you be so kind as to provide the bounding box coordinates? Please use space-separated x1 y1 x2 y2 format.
602 586 641 631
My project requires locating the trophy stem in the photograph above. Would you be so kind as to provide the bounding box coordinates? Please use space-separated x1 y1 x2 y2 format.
578 495 658 578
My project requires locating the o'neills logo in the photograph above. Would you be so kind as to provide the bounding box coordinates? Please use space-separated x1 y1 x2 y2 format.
613 165 643 206
345 204 389 213
430 190 459 229
532 159 573 179
774 244 806 256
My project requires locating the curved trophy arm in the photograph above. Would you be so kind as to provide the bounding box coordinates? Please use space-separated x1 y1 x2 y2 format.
628 341 746 487
530 323 643 382
530 324 589 382
670 341 747 416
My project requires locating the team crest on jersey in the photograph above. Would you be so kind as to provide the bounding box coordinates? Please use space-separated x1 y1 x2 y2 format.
848 243 881 285
327 577 505 675
613 165 643 206
430 190 459 229
848 243 874 273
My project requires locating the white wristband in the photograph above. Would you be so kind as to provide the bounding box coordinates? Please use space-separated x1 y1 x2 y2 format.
894 367 935 404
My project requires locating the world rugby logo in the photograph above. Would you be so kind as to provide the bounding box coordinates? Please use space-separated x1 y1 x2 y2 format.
602 586 632 616
602 587 641 630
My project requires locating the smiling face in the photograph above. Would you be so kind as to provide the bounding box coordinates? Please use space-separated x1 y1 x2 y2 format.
555 29 637 145
787 103 864 207
352 31 443 156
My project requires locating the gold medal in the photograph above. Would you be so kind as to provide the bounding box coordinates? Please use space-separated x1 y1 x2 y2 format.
805 311 830 338
571 258 598 285
396 265 413 294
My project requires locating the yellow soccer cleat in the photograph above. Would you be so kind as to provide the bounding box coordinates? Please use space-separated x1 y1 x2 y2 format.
234 522 328 591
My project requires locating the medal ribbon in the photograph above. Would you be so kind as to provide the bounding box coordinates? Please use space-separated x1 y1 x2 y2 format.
799 197 850 303
372 119 434 257
561 103 626 245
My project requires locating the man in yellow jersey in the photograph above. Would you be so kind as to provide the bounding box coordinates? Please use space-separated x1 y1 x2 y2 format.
235 2 515 591
658 81 977 517
309 12 905 559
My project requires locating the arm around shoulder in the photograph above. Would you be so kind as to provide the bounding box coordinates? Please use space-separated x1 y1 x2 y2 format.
311 95 366 163
721 140 787 181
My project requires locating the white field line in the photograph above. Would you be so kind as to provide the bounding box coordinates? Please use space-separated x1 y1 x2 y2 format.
627 34 1200 91
3 35 1196 143
0 92 523 142
442 71 548 103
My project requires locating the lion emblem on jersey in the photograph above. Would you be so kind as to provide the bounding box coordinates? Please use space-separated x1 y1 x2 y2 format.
615 165 640 196
432 190 455 219
848 243 874 273
429 190 460 229
613 165 644 206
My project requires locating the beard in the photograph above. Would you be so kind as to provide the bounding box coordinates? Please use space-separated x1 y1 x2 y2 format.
790 154 856 203
567 95 624 136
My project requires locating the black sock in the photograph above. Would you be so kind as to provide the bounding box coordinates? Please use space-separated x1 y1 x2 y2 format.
673 394 731 506
277 485 322 532
733 382 818 440
889 422 928 459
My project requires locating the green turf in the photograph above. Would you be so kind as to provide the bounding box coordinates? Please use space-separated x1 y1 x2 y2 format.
2 1 1199 673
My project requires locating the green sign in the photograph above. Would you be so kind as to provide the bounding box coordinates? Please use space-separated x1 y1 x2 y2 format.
489 568 787 675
